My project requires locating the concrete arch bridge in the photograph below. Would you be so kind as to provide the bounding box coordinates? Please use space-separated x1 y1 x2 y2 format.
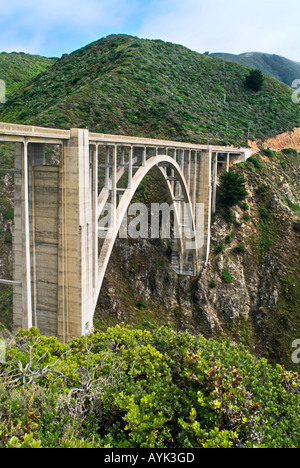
0 123 253 341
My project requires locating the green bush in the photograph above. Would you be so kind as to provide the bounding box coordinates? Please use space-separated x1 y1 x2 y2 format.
222 268 233 284
262 149 276 158
282 148 298 157
136 300 147 310
225 234 233 244
256 185 267 196
245 69 264 91
285 198 300 213
3 207 14 220
234 244 245 254
224 209 239 224
240 202 249 211
280 161 287 169
0 325 300 448
293 221 300 232
247 157 261 168
259 207 270 219
4 233 12 243
219 172 248 208
214 244 225 254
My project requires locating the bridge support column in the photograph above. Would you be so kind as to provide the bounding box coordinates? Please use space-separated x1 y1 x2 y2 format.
226 152 230 172
212 152 218 215
13 141 33 331
196 148 212 267
58 129 94 342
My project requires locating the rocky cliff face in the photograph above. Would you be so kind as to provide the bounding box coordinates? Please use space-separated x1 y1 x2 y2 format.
263 127 300 152
96 149 300 369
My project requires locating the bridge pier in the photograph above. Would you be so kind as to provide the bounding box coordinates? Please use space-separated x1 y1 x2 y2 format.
198 148 212 265
13 142 32 330
58 129 95 341
13 130 95 341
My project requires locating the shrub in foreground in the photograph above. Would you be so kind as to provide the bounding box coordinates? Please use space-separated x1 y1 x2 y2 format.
0 325 299 448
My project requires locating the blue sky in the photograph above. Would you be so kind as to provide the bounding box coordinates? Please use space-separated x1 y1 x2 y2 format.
0 0 299 62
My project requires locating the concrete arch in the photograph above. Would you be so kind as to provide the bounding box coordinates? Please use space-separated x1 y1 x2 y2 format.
93 154 197 312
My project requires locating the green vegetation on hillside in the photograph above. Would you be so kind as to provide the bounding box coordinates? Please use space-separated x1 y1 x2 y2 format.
212 149 300 368
0 35 299 146
1 325 300 448
0 52 57 95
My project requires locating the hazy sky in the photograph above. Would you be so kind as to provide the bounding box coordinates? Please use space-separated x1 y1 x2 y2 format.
0 0 299 61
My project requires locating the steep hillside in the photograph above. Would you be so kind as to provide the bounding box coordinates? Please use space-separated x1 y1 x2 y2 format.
0 52 57 95
210 52 300 87
0 35 299 146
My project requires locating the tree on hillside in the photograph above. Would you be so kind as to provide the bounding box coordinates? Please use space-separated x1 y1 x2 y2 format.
219 171 248 207
245 69 264 91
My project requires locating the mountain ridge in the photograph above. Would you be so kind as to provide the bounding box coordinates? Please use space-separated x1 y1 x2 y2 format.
210 51 300 87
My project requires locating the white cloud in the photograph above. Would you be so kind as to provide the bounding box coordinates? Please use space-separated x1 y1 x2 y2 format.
0 0 299 60
1 0 128 29
0 0 136 55
137 0 300 61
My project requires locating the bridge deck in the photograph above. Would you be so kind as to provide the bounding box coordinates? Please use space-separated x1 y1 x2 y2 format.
0 122 253 157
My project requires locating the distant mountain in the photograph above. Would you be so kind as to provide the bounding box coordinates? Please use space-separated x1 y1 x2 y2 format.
0 35 299 147
0 52 57 95
210 52 300 87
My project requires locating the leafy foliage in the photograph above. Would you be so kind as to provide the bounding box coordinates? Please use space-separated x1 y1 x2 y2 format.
293 221 300 232
222 268 234 284
0 325 300 448
245 70 264 92
219 171 248 208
